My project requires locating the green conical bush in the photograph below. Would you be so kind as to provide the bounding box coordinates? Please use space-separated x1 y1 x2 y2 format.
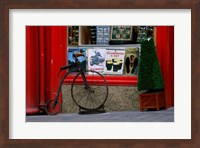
137 36 164 91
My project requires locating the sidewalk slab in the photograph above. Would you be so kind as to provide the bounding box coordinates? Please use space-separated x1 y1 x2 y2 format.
26 107 174 122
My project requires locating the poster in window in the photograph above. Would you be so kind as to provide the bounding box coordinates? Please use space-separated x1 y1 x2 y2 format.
68 48 86 72
103 48 125 75
87 48 106 73
124 47 139 75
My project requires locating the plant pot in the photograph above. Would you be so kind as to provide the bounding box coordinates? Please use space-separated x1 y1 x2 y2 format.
139 91 165 111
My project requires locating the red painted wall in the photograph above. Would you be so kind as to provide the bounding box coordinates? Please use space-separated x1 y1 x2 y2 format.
26 26 67 115
156 26 174 108
26 26 40 114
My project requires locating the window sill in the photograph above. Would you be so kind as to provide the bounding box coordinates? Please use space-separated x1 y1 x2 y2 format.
64 75 138 86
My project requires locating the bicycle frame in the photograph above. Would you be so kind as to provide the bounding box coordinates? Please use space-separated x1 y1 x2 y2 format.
52 61 89 109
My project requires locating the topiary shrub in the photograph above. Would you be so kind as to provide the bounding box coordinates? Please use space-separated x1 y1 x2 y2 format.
137 30 164 92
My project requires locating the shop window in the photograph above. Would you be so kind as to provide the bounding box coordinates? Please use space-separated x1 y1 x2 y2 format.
65 26 154 86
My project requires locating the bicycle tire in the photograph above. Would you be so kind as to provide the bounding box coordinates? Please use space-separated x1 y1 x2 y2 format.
71 70 108 111
45 99 61 115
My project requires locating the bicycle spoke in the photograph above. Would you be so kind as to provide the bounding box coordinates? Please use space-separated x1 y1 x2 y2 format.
84 91 91 108
88 88 104 107
91 96 101 107
90 95 94 108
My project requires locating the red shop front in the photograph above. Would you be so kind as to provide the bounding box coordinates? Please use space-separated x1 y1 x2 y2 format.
26 26 174 115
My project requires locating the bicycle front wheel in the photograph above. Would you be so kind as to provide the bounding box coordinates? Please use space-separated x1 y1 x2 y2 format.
71 70 108 111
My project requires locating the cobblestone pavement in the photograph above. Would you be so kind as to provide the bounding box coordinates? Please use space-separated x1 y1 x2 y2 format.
26 107 174 122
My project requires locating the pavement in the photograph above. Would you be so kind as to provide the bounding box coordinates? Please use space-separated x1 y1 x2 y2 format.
26 107 174 122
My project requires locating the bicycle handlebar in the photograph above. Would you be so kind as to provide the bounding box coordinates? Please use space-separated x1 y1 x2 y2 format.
60 66 68 71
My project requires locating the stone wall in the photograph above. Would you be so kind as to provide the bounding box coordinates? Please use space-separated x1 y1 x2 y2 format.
62 85 140 113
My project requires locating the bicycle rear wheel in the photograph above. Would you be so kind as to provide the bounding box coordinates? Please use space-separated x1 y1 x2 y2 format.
71 70 108 111
45 99 61 115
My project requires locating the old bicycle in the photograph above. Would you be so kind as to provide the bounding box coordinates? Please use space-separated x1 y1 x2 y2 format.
45 49 108 115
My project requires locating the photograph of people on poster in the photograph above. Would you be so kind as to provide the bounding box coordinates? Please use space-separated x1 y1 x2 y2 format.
104 48 125 75
87 48 106 73
124 47 139 75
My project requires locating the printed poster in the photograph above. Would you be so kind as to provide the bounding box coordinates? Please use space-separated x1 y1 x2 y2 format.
124 47 139 75
68 48 86 72
87 48 106 73
103 48 125 75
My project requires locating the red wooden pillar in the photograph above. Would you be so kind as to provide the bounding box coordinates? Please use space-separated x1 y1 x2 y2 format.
156 26 174 108
47 26 67 107
39 27 46 109
26 26 67 115
26 26 40 114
